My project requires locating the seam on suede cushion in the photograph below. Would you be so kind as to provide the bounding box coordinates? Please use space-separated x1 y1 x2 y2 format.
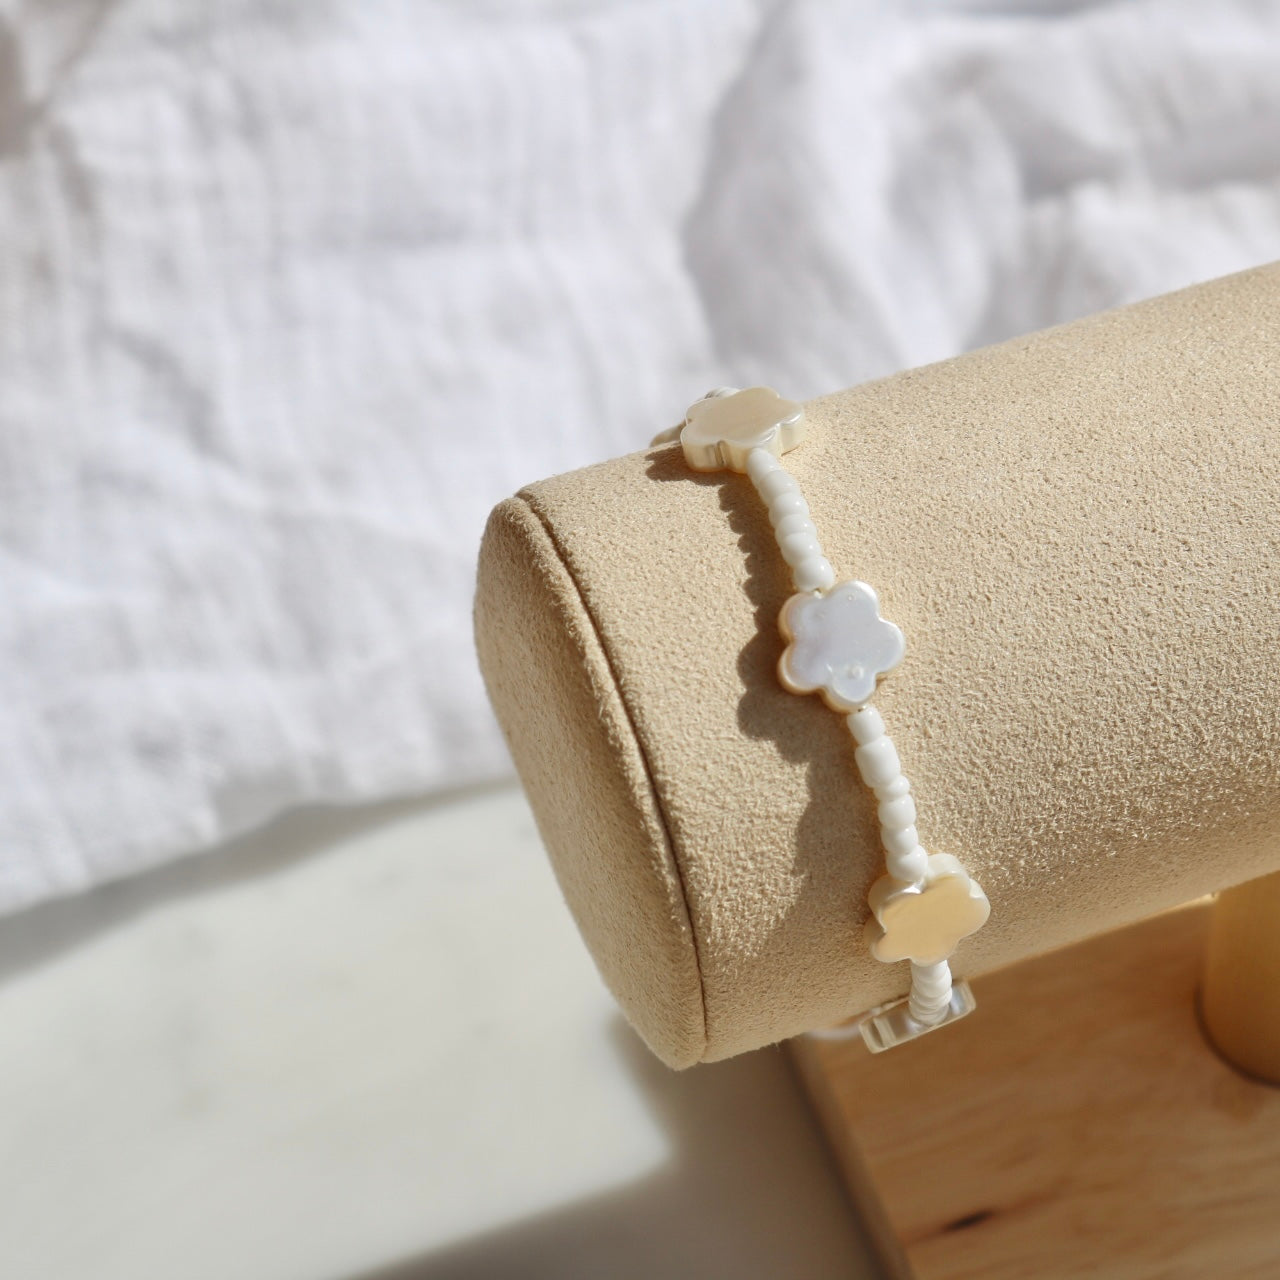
515 489 710 1061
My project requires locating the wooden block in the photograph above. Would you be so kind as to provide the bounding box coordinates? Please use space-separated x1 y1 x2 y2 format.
790 903 1280 1279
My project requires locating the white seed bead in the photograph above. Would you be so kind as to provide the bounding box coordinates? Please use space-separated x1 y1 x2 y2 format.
875 775 911 800
909 960 952 1025
854 736 901 788
882 824 919 858
757 469 799 502
773 512 816 540
779 531 823 565
879 792 917 831
768 492 809 524
887 844 929 883
847 706 885 745
745 448 781 484
792 554 835 593
913 959 951 990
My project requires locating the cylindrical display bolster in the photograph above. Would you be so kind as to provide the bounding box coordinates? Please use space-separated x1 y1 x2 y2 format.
1202 871 1280 1084
475 264 1280 1069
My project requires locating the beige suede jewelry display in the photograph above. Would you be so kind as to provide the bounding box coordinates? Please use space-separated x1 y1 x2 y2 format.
654 386 991 1051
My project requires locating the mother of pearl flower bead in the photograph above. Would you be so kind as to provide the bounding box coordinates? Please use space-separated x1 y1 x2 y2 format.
864 854 991 967
777 581 906 712
677 386 806 472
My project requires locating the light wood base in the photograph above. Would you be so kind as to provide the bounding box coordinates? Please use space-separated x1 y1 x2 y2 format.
790 903 1280 1279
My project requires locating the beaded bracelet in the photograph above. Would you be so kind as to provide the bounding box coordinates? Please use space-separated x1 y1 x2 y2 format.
654 386 990 1052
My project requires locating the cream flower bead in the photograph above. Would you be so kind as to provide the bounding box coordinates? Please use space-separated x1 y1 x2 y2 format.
864 854 991 967
678 387 805 472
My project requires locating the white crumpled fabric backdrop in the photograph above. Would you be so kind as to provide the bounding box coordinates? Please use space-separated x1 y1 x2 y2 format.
2 0 1279 915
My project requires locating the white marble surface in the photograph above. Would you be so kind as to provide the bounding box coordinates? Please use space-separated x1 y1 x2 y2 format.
0 784 883 1280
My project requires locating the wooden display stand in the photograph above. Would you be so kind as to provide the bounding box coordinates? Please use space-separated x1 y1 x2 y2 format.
790 900 1280 1279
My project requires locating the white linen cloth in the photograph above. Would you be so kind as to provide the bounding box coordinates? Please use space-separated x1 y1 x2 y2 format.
2 0 1279 915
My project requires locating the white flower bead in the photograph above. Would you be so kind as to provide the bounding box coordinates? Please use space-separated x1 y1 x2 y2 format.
865 854 991 966
846 706 885 745
854 737 901 788
879 792 917 831
777 580 905 710
792 555 836 593
886 843 929 884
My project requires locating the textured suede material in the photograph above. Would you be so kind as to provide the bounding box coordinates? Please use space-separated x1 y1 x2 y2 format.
473 498 706 1066
475 264 1280 1067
